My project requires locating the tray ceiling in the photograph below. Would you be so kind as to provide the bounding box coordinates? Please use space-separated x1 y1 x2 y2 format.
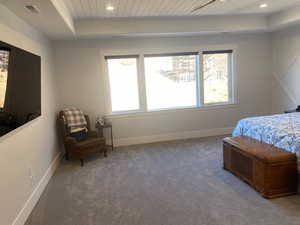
63 0 300 19
1 0 300 39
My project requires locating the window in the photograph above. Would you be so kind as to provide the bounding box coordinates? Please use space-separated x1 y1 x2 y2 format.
203 51 232 104
144 53 197 110
0 49 9 108
105 49 234 114
106 56 140 112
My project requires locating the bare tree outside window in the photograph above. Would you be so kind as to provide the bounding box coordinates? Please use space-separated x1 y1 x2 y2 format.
203 53 229 104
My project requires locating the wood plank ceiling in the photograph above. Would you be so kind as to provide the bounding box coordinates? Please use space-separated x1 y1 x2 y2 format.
62 0 300 19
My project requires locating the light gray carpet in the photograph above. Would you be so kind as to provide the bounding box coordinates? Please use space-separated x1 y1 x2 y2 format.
25 136 300 225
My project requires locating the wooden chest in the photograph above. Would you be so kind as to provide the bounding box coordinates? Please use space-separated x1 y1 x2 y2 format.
223 136 298 199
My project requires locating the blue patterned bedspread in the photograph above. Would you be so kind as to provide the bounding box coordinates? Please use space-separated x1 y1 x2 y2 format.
232 113 300 172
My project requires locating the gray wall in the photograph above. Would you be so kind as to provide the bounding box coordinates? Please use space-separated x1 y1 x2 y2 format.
54 33 273 144
0 5 60 225
271 25 300 113
0 3 298 223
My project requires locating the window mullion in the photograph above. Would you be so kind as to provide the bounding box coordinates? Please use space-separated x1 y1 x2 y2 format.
198 51 204 107
104 59 113 114
137 54 147 112
195 55 200 107
228 53 234 104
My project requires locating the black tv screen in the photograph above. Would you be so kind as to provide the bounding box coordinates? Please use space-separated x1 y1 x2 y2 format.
0 40 41 137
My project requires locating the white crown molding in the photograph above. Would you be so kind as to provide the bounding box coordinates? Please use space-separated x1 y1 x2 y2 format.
50 0 75 34
268 5 300 30
74 15 269 38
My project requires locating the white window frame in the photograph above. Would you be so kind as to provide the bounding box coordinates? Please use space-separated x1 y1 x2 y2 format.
143 52 199 111
104 54 143 114
102 46 237 117
201 50 235 106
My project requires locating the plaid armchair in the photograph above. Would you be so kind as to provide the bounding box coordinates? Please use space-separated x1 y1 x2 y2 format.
58 111 107 166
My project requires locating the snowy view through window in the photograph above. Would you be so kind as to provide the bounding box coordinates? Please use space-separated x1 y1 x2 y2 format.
0 50 9 108
145 55 197 110
107 58 140 112
107 53 230 112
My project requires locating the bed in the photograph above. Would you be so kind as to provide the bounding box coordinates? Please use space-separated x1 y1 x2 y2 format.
232 112 300 173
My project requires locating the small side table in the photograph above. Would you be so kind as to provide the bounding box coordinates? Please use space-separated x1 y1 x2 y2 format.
96 123 114 151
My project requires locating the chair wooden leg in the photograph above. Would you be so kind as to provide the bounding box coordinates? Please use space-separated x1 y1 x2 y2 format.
104 148 108 158
80 159 84 167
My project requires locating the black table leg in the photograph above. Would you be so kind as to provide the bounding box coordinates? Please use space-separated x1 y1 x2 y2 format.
110 126 114 151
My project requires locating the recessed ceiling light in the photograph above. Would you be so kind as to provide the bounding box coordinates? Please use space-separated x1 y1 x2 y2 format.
260 3 268 8
220 0 226 2
106 5 114 11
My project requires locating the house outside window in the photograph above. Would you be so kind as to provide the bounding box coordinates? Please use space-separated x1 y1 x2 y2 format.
0 49 9 109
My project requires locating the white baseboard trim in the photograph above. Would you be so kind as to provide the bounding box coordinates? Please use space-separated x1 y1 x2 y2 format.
12 152 62 225
115 127 234 147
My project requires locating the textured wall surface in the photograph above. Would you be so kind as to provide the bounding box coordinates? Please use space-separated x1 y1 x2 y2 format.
0 5 60 225
271 25 300 113
54 33 272 141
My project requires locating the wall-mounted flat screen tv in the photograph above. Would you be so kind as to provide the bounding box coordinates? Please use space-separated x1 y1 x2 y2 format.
0 40 41 137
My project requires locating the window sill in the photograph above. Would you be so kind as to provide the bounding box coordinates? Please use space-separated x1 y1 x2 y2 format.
105 102 238 119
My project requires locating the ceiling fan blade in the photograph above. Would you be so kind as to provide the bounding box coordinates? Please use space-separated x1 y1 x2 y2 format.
191 0 218 13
